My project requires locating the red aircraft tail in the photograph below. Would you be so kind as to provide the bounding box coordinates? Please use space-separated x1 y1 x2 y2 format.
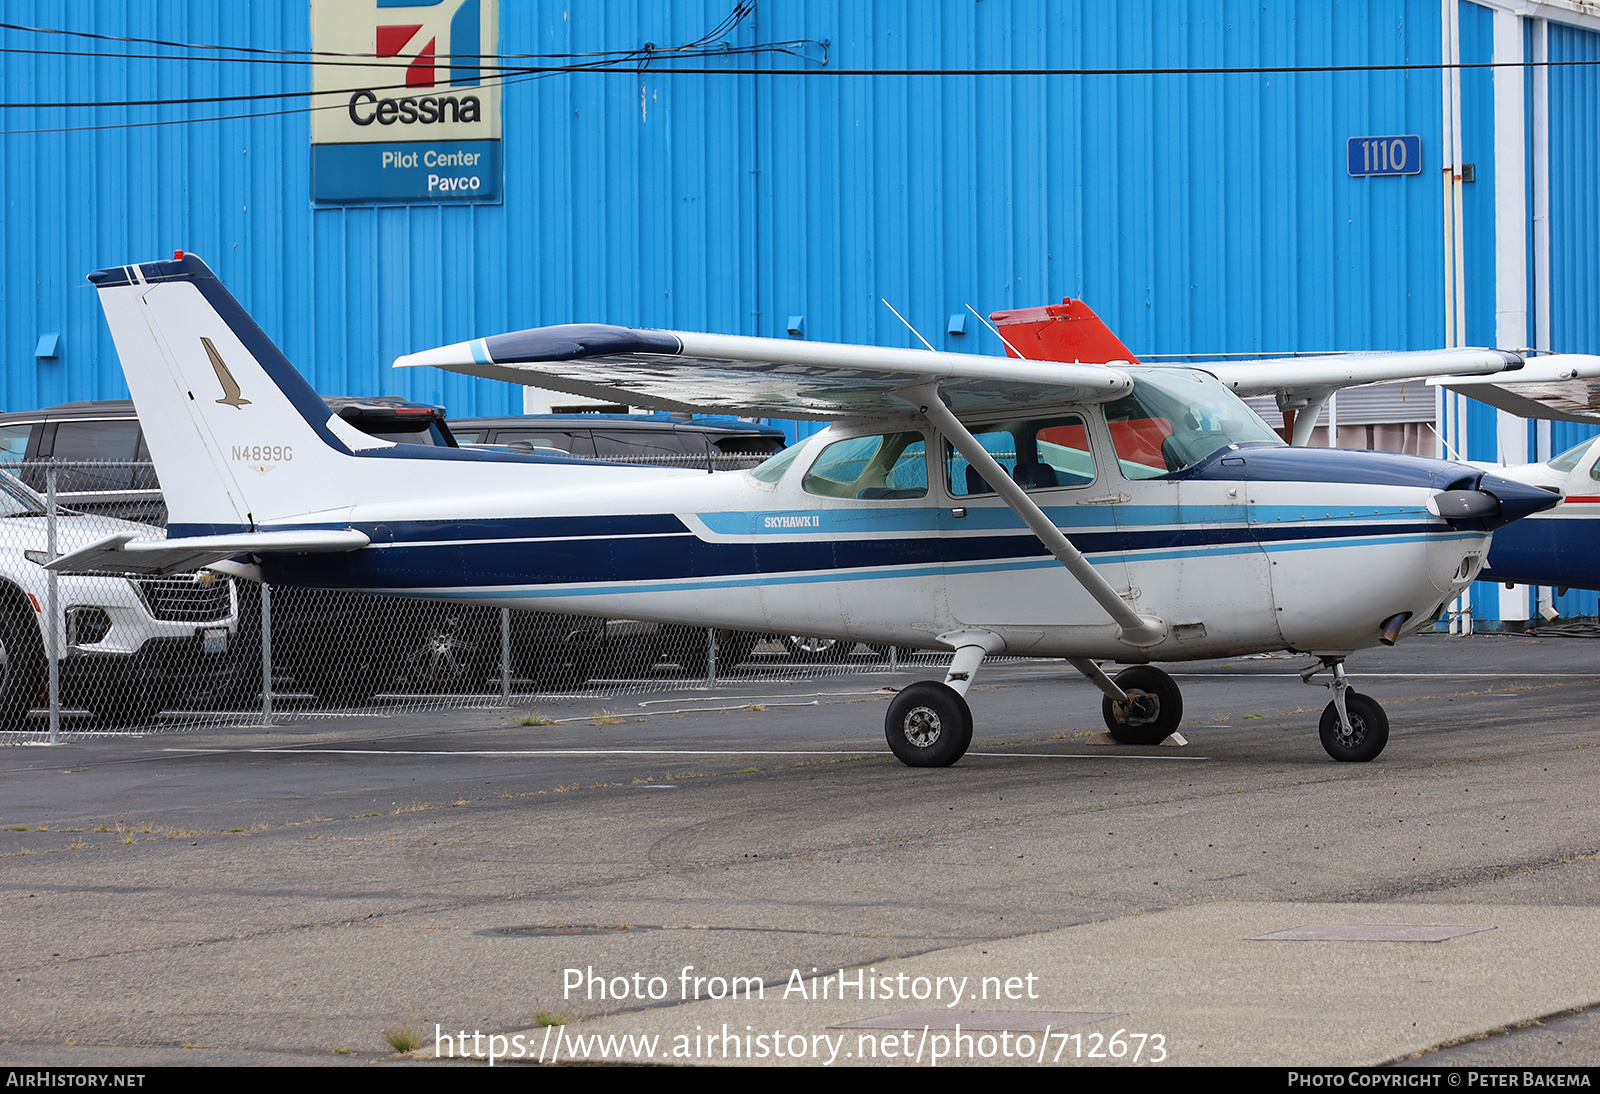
988 299 1139 364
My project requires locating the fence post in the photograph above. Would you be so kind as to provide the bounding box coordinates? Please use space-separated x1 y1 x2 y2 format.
500 607 512 703
889 645 898 672
259 582 273 725
46 464 59 745
706 627 718 688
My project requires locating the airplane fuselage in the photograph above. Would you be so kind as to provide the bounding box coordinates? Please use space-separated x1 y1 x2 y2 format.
254 412 1497 662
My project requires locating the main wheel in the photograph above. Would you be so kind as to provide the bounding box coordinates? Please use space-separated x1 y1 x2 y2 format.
0 603 45 729
1318 692 1389 762
884 681 972 767
1101 665 1183 745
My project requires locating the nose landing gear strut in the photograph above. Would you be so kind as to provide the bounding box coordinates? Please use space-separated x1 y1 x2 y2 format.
1301 657 1390 762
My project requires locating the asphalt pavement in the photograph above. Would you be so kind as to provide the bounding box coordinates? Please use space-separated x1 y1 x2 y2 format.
1 633 1597 1067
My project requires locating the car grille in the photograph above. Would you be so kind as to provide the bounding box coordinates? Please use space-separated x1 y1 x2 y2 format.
136 575 233 623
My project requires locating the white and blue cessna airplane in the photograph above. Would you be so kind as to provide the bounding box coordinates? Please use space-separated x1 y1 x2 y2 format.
56 254 1559 767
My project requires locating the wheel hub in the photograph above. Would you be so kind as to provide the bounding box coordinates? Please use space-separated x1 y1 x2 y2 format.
1114 689 1160 727
902 705 943 747
1333 714 1366 747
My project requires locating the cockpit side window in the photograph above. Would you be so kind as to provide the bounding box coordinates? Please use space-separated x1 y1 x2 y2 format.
946 415 1096 496
801 432 928 500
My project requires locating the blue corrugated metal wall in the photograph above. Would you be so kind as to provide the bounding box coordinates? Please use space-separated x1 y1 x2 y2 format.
3 0 1449 422
1543 18 1600 619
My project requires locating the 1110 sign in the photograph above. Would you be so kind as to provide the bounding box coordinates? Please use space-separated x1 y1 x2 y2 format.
1348 135 1422 176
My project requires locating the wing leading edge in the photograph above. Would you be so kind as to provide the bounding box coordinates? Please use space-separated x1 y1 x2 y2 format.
393 325 1134 419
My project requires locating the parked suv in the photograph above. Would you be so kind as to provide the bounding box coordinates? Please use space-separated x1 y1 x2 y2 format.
0 400 778 703
449 414 787 470
0 473 237 726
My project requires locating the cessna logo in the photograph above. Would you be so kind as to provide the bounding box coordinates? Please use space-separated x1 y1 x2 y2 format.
348 90 481 126
203 337 251 408
350 0 482 127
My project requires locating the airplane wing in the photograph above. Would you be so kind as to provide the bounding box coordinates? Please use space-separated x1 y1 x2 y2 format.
44 529 371 577
392 325 1133 419
1192 348 1523 444
1427 353 1600 424
1206 348 1522 397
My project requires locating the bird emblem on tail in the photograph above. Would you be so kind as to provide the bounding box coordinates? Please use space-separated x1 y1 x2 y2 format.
203 337 251 408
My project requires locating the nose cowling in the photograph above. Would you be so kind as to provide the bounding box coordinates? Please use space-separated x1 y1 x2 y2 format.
1473 473 1561 530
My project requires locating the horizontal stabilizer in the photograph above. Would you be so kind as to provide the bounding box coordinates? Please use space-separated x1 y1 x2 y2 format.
44 529 370 577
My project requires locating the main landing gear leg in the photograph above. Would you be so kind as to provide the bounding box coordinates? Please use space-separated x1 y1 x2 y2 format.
1075 659 1185 745
883 630 1003 768
1300 657 1390 762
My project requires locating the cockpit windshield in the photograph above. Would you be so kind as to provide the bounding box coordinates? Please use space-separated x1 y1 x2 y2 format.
1547 436 1600 473
1103 367 1285 478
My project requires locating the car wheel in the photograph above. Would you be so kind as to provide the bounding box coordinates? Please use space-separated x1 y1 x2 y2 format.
780 634 855 663
402 609 491 692
0 602 45 729
669 628 758 675
533 638 596 689
88 689 163 727
302 660 387 706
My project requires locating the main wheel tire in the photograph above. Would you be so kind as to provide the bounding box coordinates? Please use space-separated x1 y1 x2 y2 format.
1101 665 1183 745
0 603 45 730
884 681 973 767
781 635 855 663
1318 692 1389 762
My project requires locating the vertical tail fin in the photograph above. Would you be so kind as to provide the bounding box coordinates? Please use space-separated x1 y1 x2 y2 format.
90 254 390 535
988 299 1140 364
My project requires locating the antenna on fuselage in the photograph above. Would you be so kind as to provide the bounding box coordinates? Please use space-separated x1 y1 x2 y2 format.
881 299 937 352
964 302 1029 360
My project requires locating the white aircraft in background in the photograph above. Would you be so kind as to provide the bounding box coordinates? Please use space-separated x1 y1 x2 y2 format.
56 254 1559 766
1000 300 1600 596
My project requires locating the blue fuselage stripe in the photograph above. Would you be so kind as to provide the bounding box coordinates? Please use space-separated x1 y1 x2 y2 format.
256 512 1446 591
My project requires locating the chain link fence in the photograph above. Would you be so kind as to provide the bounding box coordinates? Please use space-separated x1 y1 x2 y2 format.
0 460 942 745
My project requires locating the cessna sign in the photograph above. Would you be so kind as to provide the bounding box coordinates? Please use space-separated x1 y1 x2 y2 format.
311 0 502 204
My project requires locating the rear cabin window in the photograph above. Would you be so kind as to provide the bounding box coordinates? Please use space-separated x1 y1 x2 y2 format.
801 432 928 500
946 415 1096 496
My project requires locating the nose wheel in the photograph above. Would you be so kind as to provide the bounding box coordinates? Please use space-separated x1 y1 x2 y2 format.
1302 657 1390 761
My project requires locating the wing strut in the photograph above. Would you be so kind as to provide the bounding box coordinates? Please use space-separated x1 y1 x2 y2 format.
900 386 1167 648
